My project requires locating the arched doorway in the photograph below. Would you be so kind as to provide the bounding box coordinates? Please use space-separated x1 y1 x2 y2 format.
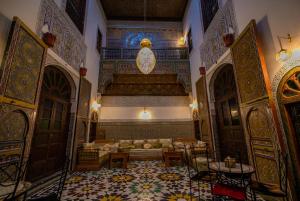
27 66 72 181
278 67 300 197
213 64 248 163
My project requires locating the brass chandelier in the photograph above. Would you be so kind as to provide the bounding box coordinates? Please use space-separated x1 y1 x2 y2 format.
136 0 156 74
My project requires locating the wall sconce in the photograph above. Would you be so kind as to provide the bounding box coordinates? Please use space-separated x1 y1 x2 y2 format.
178 36 185 46
41 23 56 47
139 107 151 120
189 99 198 111
276 34 292 62
91 100 101 111
91 93 102 111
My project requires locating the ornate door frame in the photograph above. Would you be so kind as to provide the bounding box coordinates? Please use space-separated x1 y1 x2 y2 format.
27 66 73 181
277 66 300 198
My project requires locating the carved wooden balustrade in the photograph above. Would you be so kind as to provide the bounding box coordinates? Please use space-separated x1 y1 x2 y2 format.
98 47 192 95
102 47 189 60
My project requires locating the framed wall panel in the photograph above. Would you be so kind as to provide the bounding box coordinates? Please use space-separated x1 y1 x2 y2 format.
0 17 47 170
231 20 279 185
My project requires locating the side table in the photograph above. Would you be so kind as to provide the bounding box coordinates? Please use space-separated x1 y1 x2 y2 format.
109 152 129 169
163 151 184 167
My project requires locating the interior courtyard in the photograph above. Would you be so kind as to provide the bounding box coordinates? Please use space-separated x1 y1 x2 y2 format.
0 0 300 200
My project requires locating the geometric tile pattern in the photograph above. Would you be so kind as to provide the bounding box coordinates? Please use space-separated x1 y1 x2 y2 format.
31 161 264 201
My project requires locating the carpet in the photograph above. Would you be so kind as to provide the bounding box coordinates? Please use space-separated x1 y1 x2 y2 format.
31 160 264 201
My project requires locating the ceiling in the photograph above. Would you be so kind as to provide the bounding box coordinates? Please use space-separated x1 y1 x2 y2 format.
99 0 188 21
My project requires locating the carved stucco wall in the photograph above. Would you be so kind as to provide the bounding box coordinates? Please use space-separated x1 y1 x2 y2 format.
200 0 238 69
36 0 87 70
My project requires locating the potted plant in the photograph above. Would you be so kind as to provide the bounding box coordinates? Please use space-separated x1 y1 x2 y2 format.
223 27 235 47
42 32 56 47
79 67 87 77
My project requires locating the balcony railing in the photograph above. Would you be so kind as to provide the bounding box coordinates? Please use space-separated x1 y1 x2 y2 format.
101 48 189 60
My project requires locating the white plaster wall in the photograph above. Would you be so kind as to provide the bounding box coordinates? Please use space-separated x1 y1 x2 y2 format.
100 106 191 121
100 96 192 121
84 0 107 101
183 0 300 98
0 0 41 65
230 0 300 86
183 0 204 98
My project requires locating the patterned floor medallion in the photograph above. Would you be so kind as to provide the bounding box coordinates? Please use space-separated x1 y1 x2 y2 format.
31 161 265 201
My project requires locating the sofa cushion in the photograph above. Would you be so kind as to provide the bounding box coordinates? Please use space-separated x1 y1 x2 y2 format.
162 143 173 148
144 143 152 149
133 140 145 144
82 142 95 149
133 140 144 149
119 140 133 149
120 140 133 144
195 141 206 148
146 139 158 144
173 141 184 148
159 138 172 144
134 143 143 149
152 143 162 148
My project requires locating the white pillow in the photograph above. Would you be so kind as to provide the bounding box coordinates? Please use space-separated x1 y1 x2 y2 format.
133 140 145 144
146 139 158 144
120 140 133 144
159 138 172 144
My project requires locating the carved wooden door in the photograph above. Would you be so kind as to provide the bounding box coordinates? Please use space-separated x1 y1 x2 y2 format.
231 20 279 184
27 67 71 181
214 65 248 162
0 17 47 180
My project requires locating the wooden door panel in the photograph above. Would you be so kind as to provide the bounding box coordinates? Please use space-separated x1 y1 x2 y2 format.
0 18 47 182
231 20 279 184
27 67 71 181
231 21 267 104
214 65 248 162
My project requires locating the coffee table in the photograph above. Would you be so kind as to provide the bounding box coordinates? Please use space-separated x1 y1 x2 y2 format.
109 152 129 169
163 151 184 167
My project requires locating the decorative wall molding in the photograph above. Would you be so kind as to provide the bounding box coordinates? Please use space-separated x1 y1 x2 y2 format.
36 0 87 70
271 60 300 99
98 60 192 94
200 0 238 69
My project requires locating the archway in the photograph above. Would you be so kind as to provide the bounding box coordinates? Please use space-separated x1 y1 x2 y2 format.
212 64 248 163
277 66 300 196
27 66 72 181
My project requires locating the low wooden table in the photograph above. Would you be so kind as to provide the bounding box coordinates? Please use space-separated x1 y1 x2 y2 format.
163 151 184 167
109 152 129 169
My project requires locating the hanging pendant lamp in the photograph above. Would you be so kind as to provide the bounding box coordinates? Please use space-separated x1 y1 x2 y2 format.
136 38 156 74
136 0 156 74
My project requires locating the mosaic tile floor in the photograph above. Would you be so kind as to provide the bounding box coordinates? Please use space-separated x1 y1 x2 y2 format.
32 161 264 201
